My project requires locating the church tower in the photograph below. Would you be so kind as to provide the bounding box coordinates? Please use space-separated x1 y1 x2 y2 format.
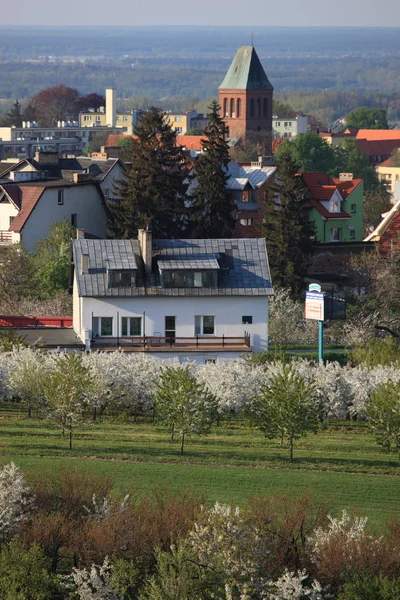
218 46 274 150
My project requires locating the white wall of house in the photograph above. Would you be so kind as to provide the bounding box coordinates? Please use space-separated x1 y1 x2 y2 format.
21 185 107 251
0 200 18 231
99 163 125 199
75 294 269 355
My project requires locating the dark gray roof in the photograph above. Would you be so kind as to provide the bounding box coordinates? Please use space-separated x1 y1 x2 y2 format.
59 158 120 182
73 238 273 298
219 46 274 91
0 328 84 349
158 256 220 270
0 157 120 184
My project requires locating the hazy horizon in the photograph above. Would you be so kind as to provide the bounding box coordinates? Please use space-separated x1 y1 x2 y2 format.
1 0 400 27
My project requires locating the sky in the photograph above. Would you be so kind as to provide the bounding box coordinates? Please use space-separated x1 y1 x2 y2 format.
1 0 400 27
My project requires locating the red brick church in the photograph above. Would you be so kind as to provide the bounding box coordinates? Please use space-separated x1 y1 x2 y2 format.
218 46 274 151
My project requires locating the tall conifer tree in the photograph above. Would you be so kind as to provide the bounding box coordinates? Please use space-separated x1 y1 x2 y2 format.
263 147 315 296
1 100 23 127
190 101 234 238
105 107 189 239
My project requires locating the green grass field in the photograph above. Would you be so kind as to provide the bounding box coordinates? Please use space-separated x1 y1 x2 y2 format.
0 405 399 528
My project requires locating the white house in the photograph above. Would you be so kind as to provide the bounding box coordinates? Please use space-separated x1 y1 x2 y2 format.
272 116 308 139
72 230 274 363
0 154 125 251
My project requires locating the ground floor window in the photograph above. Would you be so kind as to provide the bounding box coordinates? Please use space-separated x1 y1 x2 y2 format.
330 228 341 242
195 315 215 335
121 316 142 336
92 316 113 337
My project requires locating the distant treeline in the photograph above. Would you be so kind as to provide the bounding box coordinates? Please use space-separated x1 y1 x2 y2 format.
0 59 400 125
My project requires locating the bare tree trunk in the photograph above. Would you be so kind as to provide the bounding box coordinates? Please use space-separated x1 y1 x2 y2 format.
171 423 175 442
93 406 97 422
289 435 294 462
180 432 185 456
69 426 73 450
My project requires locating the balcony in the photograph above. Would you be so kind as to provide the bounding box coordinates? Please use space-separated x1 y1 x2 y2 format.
0 231 13 245
90 334 251 353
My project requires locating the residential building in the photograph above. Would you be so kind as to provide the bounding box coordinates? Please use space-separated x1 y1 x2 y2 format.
218 46 274 149
318 127 358 146
225 160 276 238
376 153 400 196
0 180 107 251
0 137 83 160
72 230 273 361
356 129 400 141
364 197 400 259
302 173 364 243
189 113 209 131
79 88 141 135
0 122 120 152
0 153 125 250
272 116 308 139
355 129 400 165
165 111 199 135
355 138 400 165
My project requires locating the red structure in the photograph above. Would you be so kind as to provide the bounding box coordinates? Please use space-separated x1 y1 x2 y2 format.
0 316 72 328
218 46 274 149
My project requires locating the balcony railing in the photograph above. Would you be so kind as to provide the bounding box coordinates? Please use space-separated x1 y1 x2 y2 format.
0 231 13 245
91 334 251 352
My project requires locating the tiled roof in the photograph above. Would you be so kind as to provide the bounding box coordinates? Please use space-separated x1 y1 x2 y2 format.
9 186 45 232
379 208 400 258
301 173 362 201
73 238 273 298
377 156 400 168
177 136 206 151
356 129 400 141
226 162 276 190
219 46 273 91
307 198 351 220
364 198 400 254
332 178 363 198
356 138 400 158
106 134 206 153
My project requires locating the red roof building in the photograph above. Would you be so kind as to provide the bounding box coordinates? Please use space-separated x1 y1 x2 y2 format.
365 198 400 259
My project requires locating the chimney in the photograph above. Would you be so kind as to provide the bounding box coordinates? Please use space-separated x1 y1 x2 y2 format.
34 151 59 164
73 172 93 183
81 253 89 274
138 227 152 274
106 88 117 128
76 228 85 239
339 173 354 181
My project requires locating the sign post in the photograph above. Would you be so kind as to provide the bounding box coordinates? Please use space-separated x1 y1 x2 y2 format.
305 284 324 363
318 320 324 364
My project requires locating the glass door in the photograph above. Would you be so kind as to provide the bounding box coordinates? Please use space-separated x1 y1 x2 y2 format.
165 316 176 344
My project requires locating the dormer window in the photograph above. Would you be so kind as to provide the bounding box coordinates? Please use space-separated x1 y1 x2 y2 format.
158 256 220 288
329 199 340 212
108 270 135 288
162 270 216 288
106 255 138 288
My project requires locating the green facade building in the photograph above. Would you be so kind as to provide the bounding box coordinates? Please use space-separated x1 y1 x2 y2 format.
302 173 364 243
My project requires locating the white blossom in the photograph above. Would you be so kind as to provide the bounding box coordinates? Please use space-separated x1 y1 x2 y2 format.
0 462 34 541
269 569 332 600
65 557 121 600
